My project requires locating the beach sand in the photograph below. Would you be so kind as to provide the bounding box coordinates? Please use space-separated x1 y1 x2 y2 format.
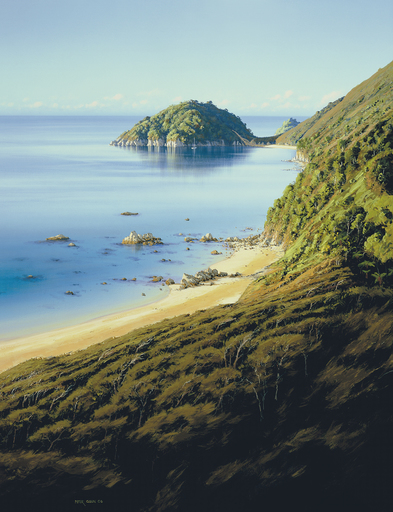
0 243 284 373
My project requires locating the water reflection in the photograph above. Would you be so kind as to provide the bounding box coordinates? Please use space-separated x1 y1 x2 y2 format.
117 145 251 172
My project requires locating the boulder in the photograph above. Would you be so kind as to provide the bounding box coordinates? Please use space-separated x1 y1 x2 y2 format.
200 232 216 242
68 243 76 247
181 273 199 286
152 276 163 282
165 278 175 286
65 290 74 295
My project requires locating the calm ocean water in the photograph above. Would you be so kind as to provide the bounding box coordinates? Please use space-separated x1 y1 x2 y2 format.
0 115 305 340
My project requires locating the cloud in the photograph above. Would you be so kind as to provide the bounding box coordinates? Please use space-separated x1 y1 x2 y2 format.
261 102 270 109
271 94 281 101
319 91 342 106
218 99 230 107
52 103 59 108
104 93 124 101
85 101 99 108
173 96 182 102
298 95 311 102
139 99 148 105
138 88 161 98
30 101 43 108
284 90 293 99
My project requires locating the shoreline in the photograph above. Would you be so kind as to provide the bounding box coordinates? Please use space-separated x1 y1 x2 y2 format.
0 242 284 374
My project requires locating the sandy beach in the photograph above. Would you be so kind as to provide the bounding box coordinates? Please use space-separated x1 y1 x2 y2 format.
0 242 284 373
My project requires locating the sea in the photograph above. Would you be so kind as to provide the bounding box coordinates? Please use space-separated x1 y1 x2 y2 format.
0 115 306 340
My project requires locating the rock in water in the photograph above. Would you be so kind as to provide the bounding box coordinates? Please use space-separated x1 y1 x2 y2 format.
200 233 218 242
46 234 69 241
122 231 163 245
121 212 138 216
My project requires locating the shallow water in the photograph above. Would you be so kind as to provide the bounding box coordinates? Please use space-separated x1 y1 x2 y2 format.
0 115 303 339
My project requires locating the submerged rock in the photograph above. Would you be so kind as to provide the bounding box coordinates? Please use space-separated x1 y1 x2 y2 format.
65 290 74 295
121 212 139 216
68 243 76 247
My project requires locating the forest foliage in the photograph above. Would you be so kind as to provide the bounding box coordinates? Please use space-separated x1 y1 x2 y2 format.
117 100 254 145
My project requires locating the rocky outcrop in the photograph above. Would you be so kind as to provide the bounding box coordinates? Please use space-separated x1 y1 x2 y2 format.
295 150 310 163
200 233 218 242
121 212 138 216
180 267 240 289
122 231 163 245
46 234 69 241
110 138 148 147
110 138 229 148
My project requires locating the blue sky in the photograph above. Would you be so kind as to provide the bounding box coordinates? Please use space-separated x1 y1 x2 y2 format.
1 0 392 116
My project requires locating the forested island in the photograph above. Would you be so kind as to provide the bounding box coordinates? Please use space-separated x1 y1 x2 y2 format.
1 61 393 511
110 100 254 147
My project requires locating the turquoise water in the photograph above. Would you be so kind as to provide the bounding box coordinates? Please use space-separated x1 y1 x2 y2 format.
0 115 302 339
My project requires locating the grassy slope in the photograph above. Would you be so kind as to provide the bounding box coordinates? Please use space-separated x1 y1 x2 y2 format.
1 64 393 511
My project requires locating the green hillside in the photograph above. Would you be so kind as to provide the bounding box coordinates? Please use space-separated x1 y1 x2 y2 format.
1 63 393 511
113 100 254 146
277 61 393 146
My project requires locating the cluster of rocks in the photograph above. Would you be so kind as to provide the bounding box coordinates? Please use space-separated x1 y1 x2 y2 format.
224 233 266 250
151 276 175 286
122 231 163 245
180 267 241 289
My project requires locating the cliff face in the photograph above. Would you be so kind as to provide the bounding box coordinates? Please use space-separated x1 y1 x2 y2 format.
110 100 254 147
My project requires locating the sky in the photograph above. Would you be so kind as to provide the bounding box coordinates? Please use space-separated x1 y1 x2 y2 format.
1 0 392 117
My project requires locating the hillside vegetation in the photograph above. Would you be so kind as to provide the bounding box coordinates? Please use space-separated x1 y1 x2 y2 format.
1 62 393 511
115 100 254 146
275 117 300 135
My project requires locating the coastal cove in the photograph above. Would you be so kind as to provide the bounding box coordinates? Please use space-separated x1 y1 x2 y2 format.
0 115 302 344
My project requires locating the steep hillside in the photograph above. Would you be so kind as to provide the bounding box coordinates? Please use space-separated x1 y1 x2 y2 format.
266 60 393 282
110 100 254 147
277 60 393 145
1 63 393 511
